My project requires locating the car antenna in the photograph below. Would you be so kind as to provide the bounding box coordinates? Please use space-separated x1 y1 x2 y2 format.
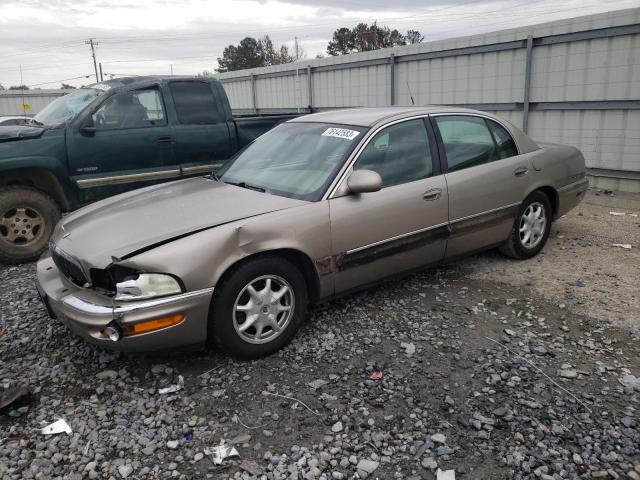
405 80 415 106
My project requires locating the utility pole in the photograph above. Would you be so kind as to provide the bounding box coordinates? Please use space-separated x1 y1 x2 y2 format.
99 62 104 82
170 64 173 76
85 38 99 82
294 36 299 61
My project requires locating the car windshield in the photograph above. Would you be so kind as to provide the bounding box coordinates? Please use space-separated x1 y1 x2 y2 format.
217 122 366 201
33 89 103 126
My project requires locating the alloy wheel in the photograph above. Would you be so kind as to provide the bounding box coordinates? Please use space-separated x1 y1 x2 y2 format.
519 201 546 249
0 207 45 247
232 275 295 344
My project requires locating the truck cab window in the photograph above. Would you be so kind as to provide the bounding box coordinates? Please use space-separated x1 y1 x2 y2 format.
169 81 220 124
92 88 166 130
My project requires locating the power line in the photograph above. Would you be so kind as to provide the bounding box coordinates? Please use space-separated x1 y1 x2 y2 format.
27 74 94 88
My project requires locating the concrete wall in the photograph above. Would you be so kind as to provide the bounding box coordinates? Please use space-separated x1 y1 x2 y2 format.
218 8 640 189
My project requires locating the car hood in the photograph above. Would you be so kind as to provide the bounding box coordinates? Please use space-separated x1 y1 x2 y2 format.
53 177 307 269
0 125 46 142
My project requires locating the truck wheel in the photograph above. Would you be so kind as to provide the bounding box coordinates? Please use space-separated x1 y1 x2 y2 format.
0 186 61 264
499 190 552 260
209 256 308 359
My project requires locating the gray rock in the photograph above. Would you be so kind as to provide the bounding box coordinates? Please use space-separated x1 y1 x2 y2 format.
356 459 379 475
166 440 179 450
118 464 133 479
421 457 438 469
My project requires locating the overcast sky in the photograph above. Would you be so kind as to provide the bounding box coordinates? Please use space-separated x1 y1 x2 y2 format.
0 0 637 89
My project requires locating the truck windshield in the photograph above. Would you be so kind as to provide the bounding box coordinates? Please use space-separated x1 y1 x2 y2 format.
33 89 102 126
217 122 366 201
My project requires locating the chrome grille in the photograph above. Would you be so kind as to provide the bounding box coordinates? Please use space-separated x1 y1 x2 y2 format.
50 243 88 287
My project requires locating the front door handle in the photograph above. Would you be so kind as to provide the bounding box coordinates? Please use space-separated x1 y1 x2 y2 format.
423 188 442 201
157 136 174 144
514 166 529 177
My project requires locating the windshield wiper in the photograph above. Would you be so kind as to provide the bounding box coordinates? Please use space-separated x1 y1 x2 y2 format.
224 180 266 193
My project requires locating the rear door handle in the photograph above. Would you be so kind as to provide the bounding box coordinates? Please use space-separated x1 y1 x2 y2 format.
514 166 529 177
157 136 174 144
423 188 442 201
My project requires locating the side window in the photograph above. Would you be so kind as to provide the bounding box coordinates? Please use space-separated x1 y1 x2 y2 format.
353 119 433 188
435 116 497 172
169 81 220 124
487 120 518 159
92 88 166 130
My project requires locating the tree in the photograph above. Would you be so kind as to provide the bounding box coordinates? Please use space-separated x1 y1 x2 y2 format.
217 37 264 73
327 27 355 56
198 70 214 78
327 24 424 55
0 83 5 90
9 85 29 90
406 30 424 44
217 35 297 72
60 83 76 89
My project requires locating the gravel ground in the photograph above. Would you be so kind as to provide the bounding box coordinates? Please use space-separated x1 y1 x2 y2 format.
1 189 639 480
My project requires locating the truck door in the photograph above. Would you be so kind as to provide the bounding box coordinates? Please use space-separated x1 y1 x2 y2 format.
68 85 179 203
167 80 233 176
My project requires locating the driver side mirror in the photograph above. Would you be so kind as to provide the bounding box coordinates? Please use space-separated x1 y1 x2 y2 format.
347 169 382 194
80 126 96 137
80 116 96 137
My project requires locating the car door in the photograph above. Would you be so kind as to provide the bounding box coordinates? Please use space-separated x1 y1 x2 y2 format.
68 85 179 203
329 118 449 295
167 80 233 176
431 114 531 258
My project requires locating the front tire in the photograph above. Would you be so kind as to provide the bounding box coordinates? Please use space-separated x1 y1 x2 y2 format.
499 190 552 259
209 256 308 359
0 186 61 264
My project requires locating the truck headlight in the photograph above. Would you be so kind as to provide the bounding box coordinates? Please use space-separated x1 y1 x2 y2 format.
115 273 183 301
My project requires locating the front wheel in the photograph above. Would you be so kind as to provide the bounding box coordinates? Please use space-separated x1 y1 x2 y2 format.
499 190 552 259
209 256 308 359
0 186 61 264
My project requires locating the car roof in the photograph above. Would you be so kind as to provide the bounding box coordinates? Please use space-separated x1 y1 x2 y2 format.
290 106 491 128
0 115 31 120
290 106 540 154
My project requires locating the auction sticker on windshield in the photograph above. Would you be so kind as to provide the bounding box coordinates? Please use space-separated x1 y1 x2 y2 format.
322 127 360 140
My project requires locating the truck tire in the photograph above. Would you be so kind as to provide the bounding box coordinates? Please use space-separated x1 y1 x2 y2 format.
0 186 61 264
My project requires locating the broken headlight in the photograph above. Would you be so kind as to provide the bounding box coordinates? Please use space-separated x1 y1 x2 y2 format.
115 273 183 301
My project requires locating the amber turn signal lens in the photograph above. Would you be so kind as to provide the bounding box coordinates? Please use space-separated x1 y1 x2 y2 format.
121 314 184 337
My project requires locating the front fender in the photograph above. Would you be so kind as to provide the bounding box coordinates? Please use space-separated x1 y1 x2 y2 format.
120 202 333 297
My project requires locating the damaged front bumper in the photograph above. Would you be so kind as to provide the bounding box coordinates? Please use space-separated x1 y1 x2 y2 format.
36 252 213 351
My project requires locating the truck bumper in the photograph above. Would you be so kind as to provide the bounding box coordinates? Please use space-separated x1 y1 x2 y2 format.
36 252 213 352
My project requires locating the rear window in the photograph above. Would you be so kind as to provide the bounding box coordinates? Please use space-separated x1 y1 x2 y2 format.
169 81 220 124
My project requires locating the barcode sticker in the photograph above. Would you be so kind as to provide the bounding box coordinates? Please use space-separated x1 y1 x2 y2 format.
322 127 360 140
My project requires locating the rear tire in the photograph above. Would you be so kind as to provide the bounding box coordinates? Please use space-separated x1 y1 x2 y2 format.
0 186 60 264
499 190 552 260
209 256 308 359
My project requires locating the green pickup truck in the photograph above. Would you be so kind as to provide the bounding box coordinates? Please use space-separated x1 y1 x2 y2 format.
0 76 298 264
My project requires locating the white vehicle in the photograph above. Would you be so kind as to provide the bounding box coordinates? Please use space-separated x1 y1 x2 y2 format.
0 116 32 126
